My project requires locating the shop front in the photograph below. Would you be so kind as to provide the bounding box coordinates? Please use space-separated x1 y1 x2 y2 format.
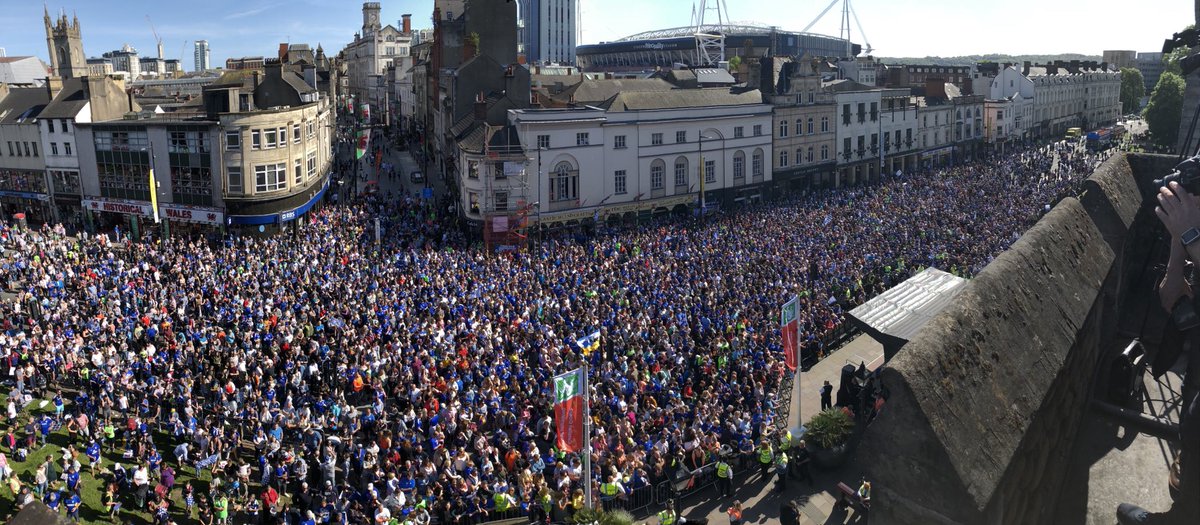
159 203 226 237
82 196 155 238
0 190 51 225
226 177 330 235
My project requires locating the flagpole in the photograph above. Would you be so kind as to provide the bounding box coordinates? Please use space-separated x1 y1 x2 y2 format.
582 360 593 510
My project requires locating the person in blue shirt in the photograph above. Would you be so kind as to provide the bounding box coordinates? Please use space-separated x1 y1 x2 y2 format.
52 391 65 422
37 414 53 446
65 466 80 493
63 491 81 522
43 489 61 512
86 439 102 475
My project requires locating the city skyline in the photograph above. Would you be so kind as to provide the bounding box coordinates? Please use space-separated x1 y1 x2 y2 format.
0 0 1192 70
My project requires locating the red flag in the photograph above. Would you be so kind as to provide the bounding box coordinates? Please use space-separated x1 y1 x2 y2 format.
781 296 799 371
552 368 585 452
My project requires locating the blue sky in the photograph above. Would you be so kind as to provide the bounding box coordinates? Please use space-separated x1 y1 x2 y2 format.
0 0 1192 70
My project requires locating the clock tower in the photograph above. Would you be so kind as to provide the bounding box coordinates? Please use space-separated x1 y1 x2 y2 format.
362 2 382 34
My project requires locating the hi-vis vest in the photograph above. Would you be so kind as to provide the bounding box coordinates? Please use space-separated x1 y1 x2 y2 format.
779 431 792 451
601 482 619 496
716 461 731 479
493 493 511 512
759 446 773 464
658 510 677 525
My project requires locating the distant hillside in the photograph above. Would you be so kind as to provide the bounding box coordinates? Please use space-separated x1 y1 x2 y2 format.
878 54 1103 67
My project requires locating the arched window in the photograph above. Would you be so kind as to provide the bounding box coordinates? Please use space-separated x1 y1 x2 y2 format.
752 148 764 177
779 150 789 168
673 157 689 187
650 159 665 190
795 148 803 165
807 146 814 162
820 116 829 132
733 150 745 179
794 119 802 135
551 161 578 201
807 117 814 134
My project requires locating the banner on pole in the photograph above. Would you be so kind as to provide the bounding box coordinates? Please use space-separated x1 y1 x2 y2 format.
553 368 586 453
575 331 600 355
781 295 799 371
356 130 370 160
361 103 370 122
148 169 160 223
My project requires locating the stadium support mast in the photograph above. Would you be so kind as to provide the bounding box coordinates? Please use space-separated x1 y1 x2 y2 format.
802 0 873 58
693 0 730 67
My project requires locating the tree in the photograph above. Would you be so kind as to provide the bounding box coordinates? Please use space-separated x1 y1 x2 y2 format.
1120 68 1146 114
727 55 742 72
1144 72 1186 149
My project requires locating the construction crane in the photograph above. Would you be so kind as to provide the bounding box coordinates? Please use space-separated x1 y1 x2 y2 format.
180 40 189 68
146 15 164 59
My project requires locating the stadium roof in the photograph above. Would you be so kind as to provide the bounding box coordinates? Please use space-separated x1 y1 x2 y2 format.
615 23 844 42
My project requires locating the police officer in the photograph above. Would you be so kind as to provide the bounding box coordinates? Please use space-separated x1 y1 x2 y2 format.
715 457 733 498
778 430 793 478
775 450 789 492
657 500 678 525
600 473 623 512
757 440 774 480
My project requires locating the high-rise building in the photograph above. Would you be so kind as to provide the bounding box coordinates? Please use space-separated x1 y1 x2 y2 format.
103 44 140 77
194 40 210 72
43 7 87 79
1136 51 1165 94
518 0 577 65
1102 50 1136 70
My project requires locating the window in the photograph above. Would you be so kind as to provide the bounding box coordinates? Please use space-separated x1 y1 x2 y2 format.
794 120 802 136
795 149 803 165
733 151 745 179
807 147 814 163
779 150 789 168
263 128 277 149
226 131 241 151
674 157 688 187
651 133 663 145
47 120 54 133
614 135 626 149
61 120 70 133
704 160 715 183
293 124 301 144
278 127 288 145
857 136 865 156
254 162 287 192
467 161 479 180
651 161 665 189
494 191 508 212
778 120 788 138
734 126 744 138
227 167 243 193
169 131 188 152
808 92 814 104
6 142 12 156
295 158 303 185
550 161 577 201
753 125 763 136
871 133 878 153
843 137 852 158
251 130 261 150
64 142 71 155
614 170 627 194
576 132 589 146
50 143 58 156
870 102 878 122
676 130 686 143
307 121 315 138
537 134 550 149
469 192 479 214
807 118 814 134
752 149 763 177
307 151 317 181
30 142 37 157
842 104 851 125
821 144 829 160
821 116 829 133
997 110 1004 119
857 103 866 123
905 129 912 144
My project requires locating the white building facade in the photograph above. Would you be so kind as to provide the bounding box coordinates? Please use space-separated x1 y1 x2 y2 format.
342 2 413 121
193 40 210 72
981 66 1035 149
456 90 772 231
1027 63 1121 138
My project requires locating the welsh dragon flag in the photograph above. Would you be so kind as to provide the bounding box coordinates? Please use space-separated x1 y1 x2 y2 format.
781 295 799 371
355 130 370 160
553 368 586 453
345 96 354 114
360 103 370 122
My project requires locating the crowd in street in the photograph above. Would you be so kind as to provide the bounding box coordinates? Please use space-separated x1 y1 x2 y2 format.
0 142 1110 525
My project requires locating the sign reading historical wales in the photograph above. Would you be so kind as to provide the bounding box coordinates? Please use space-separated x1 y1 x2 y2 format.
159 204 225 226
553 368 585 453
83 197 154 218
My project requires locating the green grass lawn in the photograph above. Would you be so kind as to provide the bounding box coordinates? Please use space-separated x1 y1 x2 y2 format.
0 393 286 524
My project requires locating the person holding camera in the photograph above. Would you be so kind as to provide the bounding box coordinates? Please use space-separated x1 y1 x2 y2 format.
1116 180 1200 524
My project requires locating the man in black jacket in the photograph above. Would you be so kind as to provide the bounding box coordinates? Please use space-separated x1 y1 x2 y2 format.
780 500 802 525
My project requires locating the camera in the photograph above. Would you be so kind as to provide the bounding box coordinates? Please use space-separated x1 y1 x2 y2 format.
1154 156 1200 194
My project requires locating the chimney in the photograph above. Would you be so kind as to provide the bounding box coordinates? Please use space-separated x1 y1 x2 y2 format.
1022 61 1031 76
45 76 64 99
402 14 411 34
925 79 945 101
252 71 262 87
474 92 487 121
279 43 289 61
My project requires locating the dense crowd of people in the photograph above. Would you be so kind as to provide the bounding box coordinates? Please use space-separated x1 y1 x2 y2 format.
0 141 1109 524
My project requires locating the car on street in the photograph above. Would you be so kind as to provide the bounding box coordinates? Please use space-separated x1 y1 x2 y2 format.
410 171 425 184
